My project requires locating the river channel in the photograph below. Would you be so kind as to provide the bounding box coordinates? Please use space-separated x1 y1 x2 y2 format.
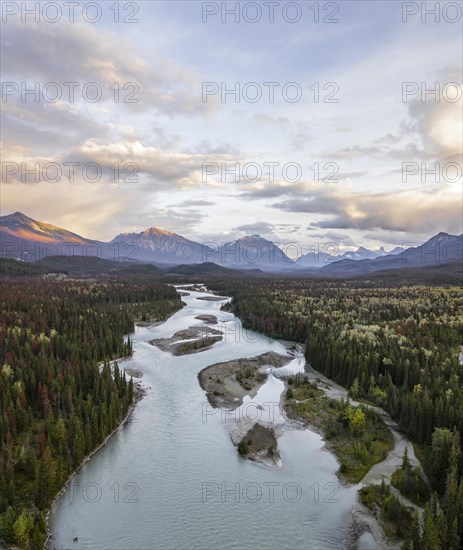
48 287 363 549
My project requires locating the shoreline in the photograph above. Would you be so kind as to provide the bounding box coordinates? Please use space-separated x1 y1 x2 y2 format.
222 310 424 549
44 357 144 549
281 395 396 548
44 306 184 549
280 366 423 548
47 287 420 549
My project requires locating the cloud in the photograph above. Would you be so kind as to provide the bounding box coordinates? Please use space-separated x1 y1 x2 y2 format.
2 7 461 247
290 127 316 150
170 199 216 207
152 125 183 150
190 140 242 156
307 231 357 246
0 178 208 240
138 208 206 234
336 171 368 180
71 138 237 189
2 19 217 118
251 114 291 128
0 179 144 240
1 99 112 155
322 73 462 166
239 180 321 200
234 221 274 235
276 181 462 234
405 88 462 162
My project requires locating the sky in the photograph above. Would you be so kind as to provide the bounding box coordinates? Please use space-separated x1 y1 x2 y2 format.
1 0 462 255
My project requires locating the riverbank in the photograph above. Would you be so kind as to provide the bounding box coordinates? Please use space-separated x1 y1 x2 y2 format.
44 361 144 548
216 304 424 548
45 302 185 549
287 365 423 548
48 286 419 549
284 384 394 484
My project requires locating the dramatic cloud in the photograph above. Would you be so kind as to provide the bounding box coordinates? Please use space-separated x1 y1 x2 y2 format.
2 19 216 117
1 3 461 248
405 89 462 162
322 75 462 166
73 138 237 189
276 181 461 234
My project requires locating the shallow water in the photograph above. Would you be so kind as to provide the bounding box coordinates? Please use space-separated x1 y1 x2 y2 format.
48 288 359 549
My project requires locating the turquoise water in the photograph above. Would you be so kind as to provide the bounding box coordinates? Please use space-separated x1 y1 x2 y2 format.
48 289 358 549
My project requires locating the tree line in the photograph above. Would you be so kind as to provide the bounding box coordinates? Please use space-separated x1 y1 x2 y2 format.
210 277 463 548
0 278 182 548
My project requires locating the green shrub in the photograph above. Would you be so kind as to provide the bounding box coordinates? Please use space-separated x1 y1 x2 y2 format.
238 441 249 455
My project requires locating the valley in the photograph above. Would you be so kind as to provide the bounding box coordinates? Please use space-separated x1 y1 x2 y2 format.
0 230 462 549
2 2 461 548
43 286 421 549
1 212 461 279
2 269 461 548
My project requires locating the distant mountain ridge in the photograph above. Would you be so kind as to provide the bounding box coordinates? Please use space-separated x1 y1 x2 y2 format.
295 244 401 268
1 211 461 275
317 232 463 277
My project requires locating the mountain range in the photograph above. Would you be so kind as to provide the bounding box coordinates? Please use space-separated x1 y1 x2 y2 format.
0 211 461 277
295 244 403 268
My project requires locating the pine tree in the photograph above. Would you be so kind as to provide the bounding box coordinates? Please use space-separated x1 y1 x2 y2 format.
402 447 411 471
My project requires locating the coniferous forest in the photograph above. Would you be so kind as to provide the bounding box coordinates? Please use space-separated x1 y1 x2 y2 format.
210 277 463 548
0 277 182 548
2 0 461 547
2 269 463 549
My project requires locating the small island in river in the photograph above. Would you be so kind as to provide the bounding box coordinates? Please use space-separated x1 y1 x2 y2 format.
237 423 280 465
198 352 291 409
195 314 218 324
196 295 228 301
150 326 222 356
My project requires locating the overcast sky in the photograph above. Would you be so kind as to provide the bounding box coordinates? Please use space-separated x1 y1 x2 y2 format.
1 0 462 253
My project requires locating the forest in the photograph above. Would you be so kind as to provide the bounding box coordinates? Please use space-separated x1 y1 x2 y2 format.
2 268 463 548
0 276 182 549
209 277 463 548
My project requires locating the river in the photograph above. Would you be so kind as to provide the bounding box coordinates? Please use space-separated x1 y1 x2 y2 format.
47 287 366 549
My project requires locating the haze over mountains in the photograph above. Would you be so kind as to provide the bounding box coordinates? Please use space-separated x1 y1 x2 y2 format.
1 211 461 277
295 244 403 268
